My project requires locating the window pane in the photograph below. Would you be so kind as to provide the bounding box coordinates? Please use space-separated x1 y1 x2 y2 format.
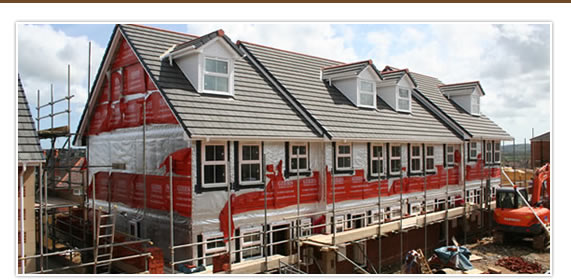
339 145 350 155
343 157 351 168
373 146 382 158
447 146 454 153
495 142 501 150
205 146 215 161
447 155 454 163
372 160 383 174
360 81 373 92
241 163 260 182
215 145 225 161
360 93 374 106
214 165 226 183
242 146 251 161
392 146 401 157
299 158 307 170
412 159 420 171
204 75 229 92
205 59 228 74
204 165 214 184
427 159 434 170
427 146 434 156
412 146 420 157
471 142 477 148
391 159 401 173
471 150 477 157
291 158 298 170
399 88 409 98
398 99 410 110
337 157 343 168
299 145 306 155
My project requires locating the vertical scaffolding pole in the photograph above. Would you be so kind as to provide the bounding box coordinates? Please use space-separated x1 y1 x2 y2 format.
44 160 49 268
513 138 516 186
92 173 97 274
67 65 72 190
462 143 467 244
19 164 26 274
480 138 485 233
331 144 336 273
263 153 268 273
399 166 403 270
142 96 147 238
227 146 232 272
423 164 427 254
445 145 449 247
376 149 382 274
169 156 174 274
524 138 527 189
296 152 301 269
39 163 44 272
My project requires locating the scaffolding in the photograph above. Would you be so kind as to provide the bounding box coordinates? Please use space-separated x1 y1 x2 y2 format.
18 57 153 274
163 141 500 275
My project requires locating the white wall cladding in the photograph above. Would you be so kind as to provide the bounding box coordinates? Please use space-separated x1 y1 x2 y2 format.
265 142 285 172
353 142 367 171
88 124 187 179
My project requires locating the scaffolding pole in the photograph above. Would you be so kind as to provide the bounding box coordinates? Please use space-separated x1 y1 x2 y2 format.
263 152 268 273
331 143 336 273
462 143 467 244
169 156 175 274
399 166 403 269
376 149 382 274
445 145 449 246
227 148 232 272
19 164 26 273
296 151 301 270
423 162 428 255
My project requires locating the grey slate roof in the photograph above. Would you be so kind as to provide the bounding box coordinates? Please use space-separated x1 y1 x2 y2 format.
119 24 320 139
380 69 418 87
530 131 549 142
439 81 485 96
18 76 44 162
322 60 371 77
241 42 462 143
410 72 512 140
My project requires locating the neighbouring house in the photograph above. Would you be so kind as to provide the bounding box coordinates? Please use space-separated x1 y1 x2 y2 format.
530 131 550 168
18 75 45 273
74 24 512 273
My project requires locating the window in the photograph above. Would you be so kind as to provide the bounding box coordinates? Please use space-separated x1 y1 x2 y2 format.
239 143 262 185
390 206 401 220
204 57 230 94
336 144 352 170
425 145 435 172
471 94 480 115
299 218 312 237
334 215 345 233
410 145 422 173
389 144 402 175
202 232 227 266
469 142 478 160
358 80 375 107
397 88 411 112
240 226 262 260
370 144 384 177
129 221 141 238
494 141 501 163
290 143 309 173
425 200 435 213
485 141 493 164
410 202 422 216
370 209 383 224
202 143 227 187
446 145 455 167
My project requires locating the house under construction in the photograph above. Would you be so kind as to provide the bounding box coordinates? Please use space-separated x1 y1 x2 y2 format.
18 24 514 274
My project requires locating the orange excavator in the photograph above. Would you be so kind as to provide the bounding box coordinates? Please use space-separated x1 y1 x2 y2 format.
493 163 550 250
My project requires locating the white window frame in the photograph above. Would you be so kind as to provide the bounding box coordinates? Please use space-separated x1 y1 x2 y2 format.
494 141 501 163
334 215 345 233
269 221 291 256
238 142 262 185
446 145 455 167
485 141 493 164
390 205 401 220
336 143 352 171
469 142 478 160
425 200 435 213
299 218 312 238
425 145 436 172
410 144 423 173
389 144 402 175
202 231 227 265
410 202 422 216
370 208 384 225
240 226 263 260
471 94 480 116
397 87 412 113
357 79 376 108
203 56 232 96
290 142 309 173
201 142 228 188
370 143 385 177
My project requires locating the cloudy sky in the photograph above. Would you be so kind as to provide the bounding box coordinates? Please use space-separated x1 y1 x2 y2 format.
17 23 550 146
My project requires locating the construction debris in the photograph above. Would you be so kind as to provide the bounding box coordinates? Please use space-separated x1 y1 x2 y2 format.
428 246 473 271
496 257 542 274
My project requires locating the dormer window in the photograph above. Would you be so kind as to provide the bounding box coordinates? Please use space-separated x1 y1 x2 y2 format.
359 80 375 108
471 94 480 115
204 57 230 94
397 88 411 112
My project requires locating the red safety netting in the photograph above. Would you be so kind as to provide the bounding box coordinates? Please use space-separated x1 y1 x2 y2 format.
88 149 192 217
87 34 178 136
466 154 501 181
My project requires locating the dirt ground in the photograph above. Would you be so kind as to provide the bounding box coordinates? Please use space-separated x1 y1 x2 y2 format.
467 236 550 274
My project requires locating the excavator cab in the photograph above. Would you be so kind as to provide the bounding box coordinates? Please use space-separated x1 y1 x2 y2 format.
496 188 528 209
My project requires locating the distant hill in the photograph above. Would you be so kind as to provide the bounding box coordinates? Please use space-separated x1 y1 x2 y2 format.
501 144 530 167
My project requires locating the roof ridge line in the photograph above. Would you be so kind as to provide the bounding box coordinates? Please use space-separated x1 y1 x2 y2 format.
322 59 372 70
438 81 481 87
237 40 343 64
125 24 199 39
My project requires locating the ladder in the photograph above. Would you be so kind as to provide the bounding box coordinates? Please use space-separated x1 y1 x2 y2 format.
94 209 116 274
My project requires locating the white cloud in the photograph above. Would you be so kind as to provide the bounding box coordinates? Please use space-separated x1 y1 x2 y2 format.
186 23 358 62
17 24 105 135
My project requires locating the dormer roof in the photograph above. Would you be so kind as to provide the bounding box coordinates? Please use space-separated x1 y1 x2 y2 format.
439 81 486 96
161 29 242 62
379 68 418 88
